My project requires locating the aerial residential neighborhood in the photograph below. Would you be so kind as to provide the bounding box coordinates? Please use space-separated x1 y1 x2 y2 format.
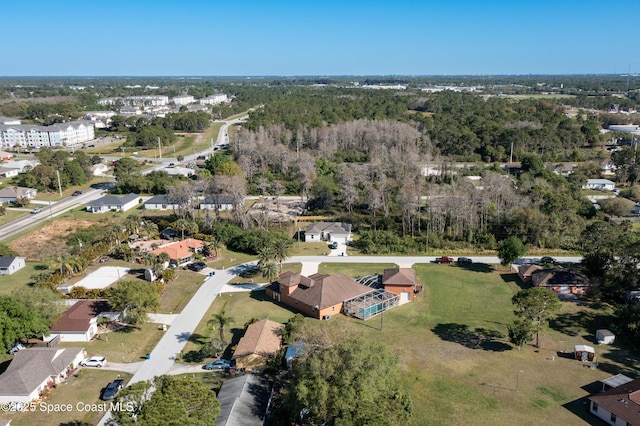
2 2 640 422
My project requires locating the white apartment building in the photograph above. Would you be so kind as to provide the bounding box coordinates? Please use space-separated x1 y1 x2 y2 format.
173 95 195 106
199 93 228 105
0 120 95 149
98 95 169 107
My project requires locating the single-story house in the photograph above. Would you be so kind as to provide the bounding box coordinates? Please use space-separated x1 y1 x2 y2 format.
232 319 283 371
49 300 112 342
0 186 37 203
143 194 180 211
517 264 542 283
150 238 203 266
531 266 590 296
583 179 616 191
382 267 420 303
266 272 372 319
588 377 640 425
0 166 19 178
160 227 178 240
91 163 109 176
304 222 351 243
0 256 25 275
215 374 271 426
199 195 233 211
0 347 85 403
596 329 615 345
574 344 595 362
599 158 616 174
86 193 139 213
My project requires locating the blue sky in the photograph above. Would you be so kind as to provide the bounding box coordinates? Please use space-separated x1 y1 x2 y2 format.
3 0 639 76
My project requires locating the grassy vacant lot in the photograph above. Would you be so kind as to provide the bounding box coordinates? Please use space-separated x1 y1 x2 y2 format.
0 262 41 296
5 370 133 426
187 261 635 425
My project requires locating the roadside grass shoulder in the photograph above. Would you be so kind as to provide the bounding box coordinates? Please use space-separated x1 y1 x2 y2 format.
317 262 398 278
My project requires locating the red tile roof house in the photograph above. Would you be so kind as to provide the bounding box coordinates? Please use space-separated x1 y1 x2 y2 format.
0 347 85 403
588 377 640 425
518 264 542 283
49 300 112 342
382 267 421 303
531 266 590 296
150 238 203 266
266 272 372 320
232 319 283 371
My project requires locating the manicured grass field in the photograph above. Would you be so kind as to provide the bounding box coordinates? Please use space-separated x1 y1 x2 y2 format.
6 370 133 426
0 262 42 296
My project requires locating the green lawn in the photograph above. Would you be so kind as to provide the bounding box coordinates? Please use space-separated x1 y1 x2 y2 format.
0 261 43 296
227 262 302 284
158 269 206 314
0 209 27 226
5 370 133 426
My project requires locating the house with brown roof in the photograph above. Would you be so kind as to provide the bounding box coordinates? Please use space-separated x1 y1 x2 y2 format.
518 264 542 283
266 272 373 319
232 319 283 371
49 300 112 342
382 267 420 303
150 238 203 266
531 266 590 296
0 347 85 403
588 377 640 425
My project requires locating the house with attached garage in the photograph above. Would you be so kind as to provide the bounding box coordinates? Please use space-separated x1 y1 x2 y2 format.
304 222 351 244
143 194 180 211
215 374 271 426
0 347 85 403
583 179 616 191
86 193 139 213
0 186 37 203
49 300 114 342
232 319 283 371
531 266 590 296
199 195 233 211
382 267 421 303
0 256 25 275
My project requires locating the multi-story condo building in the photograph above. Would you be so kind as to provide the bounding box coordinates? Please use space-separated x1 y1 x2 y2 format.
199 94 228 105
173 95 195 106
0 120 95 149
98 96 169 107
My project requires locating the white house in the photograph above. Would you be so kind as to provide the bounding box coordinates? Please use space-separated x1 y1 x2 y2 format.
0 256 25 275
91 163 109 176
199 195 233 211
86 193 139 213
0 347 85 403
199 94 228 105
304 222 352 243
49 300 112 342
0 166 19 178
0 186 37 204
143 194 180 211
583 179 616 191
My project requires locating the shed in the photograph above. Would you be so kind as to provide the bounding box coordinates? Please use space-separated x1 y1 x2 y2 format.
596 329 615 345
574 344 595 362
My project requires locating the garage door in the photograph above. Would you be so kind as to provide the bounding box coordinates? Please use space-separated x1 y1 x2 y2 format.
400 292 410 302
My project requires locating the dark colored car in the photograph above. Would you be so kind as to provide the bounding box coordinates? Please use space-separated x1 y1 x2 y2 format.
435 256 455 264
188 261 207 272
101 379 124 400
72 190 83 196
330 241 338 249
541 256 556 264
457 257 473 265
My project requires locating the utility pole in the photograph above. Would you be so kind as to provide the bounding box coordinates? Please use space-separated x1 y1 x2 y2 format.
158 137 162 160
56 170 63 197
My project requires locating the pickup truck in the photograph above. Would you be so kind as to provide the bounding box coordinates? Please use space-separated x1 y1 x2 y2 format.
435 256 455 264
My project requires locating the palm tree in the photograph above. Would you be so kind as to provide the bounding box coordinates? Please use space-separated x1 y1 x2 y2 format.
141 221 159 239
273 237 293 272
158 252 171 265
208 308 234 342
257 245 276 270
51 254 82 279
123 215 140 236
260 259 279 284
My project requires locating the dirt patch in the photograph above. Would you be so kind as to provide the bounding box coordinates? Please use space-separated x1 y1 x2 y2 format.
9 219 95 261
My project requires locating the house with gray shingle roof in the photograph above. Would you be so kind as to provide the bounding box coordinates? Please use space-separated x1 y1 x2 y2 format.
304 222 351 243
215 374 270 426
0 256 25 275
0 347 85 403
86 193 139 213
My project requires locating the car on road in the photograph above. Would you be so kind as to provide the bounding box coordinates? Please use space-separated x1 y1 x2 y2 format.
81 356 106 367
435 256 455 264
72 190 83 196
30 207 43 214
203 359 231 371
101 379 124 400
541 256 557 264
188 261 207 272
457 257 473 265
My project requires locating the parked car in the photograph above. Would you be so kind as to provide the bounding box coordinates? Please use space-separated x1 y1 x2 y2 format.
435 256 455 264
188 261 207 272
30 207 43 214
8 342 26 355
541 256 557 264
203 359 231 371
514 258 532 265
330 241 339 249
457 257 473 265
81 356 106 367
101 379 124 400
72 190 83 196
